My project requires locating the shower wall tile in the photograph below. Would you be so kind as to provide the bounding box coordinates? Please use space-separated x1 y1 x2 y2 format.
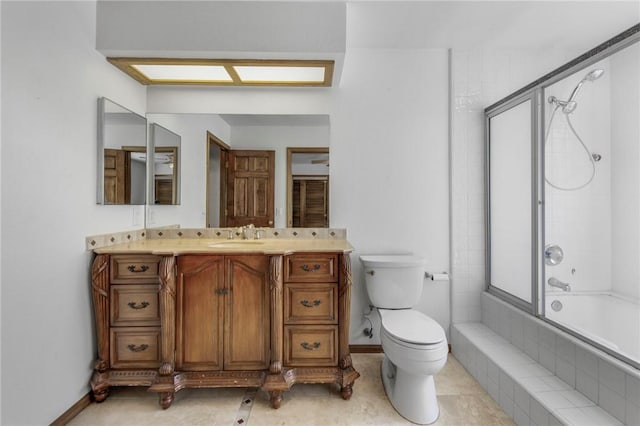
515 382 530 415
627 400 640 426
513 404 530 426
599 384 627 422
576 346 599 379
598 359 627 397
530 397 552 426
576 369 599 404
555 356 576 388
556 337 576 364
627 374 640 405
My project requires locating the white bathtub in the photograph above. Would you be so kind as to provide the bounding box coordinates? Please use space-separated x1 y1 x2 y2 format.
545 292 640 365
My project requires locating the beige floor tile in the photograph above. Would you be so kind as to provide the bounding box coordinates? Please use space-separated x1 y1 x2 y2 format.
68 354 513 426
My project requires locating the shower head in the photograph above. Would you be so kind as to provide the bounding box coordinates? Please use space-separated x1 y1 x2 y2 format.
560 68 605 113
583 69 604 82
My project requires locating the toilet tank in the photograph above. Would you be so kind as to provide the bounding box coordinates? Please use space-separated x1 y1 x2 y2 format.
359 255 426 309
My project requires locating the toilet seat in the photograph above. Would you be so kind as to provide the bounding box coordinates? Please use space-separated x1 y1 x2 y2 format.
379 309 445 346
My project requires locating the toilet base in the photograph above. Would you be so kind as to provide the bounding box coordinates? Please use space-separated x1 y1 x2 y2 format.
381 356 440 425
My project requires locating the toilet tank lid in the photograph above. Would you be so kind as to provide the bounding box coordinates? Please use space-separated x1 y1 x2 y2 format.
359 255 426 268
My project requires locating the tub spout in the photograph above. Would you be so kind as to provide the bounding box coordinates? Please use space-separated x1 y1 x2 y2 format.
548 277 571 292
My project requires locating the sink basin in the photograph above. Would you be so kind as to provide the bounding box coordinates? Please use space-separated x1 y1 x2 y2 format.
207 240 265 247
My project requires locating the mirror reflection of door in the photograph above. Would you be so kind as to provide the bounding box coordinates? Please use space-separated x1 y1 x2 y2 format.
226 150 275 227
206 134 275 228
206 131 230 228
287 148 329 228
153 147 178 205
103 147 146 205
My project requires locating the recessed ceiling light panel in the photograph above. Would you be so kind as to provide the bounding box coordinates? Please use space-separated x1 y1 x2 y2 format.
234 66 325 83
132 64 232 82
107 58 334 86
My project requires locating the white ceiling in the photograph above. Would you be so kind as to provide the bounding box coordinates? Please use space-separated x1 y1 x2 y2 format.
348 1 639 50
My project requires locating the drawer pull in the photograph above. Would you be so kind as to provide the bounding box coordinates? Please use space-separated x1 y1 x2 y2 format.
301 341 321 351
127 301 150 310
215 288 229 295
127 344 149 352
301 264 321 272
300 299 322 308
127 265 149 273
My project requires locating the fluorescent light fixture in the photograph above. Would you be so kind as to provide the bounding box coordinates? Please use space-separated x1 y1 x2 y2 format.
107 58 334 87
234 66 325 83
132 64 233 82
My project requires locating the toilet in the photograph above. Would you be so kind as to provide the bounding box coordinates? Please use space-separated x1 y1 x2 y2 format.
360 255 448 425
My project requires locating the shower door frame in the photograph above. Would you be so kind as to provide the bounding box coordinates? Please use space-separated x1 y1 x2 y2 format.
484 24 640 369
485 90 542 315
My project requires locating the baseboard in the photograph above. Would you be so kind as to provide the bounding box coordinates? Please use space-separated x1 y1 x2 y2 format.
349 344 383 353
349 344 450 353
50 392 92 426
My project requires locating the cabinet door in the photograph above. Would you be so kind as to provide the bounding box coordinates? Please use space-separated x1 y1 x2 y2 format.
176 256 224 371
224 256 270 370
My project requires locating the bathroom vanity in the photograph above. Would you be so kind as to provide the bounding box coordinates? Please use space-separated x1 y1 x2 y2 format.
89 237 359 409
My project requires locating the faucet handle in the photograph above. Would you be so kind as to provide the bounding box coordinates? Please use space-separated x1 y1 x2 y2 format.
226 229 234 240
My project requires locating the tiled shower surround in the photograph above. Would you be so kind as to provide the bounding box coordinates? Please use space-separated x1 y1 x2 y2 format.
452 292 640 425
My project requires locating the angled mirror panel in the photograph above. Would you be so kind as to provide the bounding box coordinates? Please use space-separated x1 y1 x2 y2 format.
97 97 147 205
150 123 181 205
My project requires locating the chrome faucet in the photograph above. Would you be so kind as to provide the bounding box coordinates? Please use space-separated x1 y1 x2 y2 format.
239 224 255 240
548 277 571 292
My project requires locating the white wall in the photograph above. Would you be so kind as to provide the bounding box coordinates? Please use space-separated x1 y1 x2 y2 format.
331 47 450 342
1 2 146 424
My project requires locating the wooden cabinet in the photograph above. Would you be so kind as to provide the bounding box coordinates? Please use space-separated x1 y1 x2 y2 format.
283 254 338 367
175 255 269 371
90 249 359 410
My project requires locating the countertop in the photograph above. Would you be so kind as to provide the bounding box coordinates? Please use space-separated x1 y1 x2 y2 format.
93 238 354 256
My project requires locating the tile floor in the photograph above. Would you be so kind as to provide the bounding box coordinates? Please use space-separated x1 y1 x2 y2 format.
69 354 514 425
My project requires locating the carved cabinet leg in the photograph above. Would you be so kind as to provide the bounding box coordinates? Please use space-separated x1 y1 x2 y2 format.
269 391 283 409
159 392 175 409
341 385 353 400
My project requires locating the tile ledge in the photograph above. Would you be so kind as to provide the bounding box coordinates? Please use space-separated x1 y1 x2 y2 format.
453 322 623 426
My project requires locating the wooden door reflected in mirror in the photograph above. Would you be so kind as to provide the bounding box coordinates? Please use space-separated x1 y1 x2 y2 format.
287 148 329 228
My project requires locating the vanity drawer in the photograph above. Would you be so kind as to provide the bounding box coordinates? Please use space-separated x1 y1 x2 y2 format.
110 327 161 369
110 255 161 284
284 325 338 367
110 285 160 327
284 283 337 324
284 254 338 283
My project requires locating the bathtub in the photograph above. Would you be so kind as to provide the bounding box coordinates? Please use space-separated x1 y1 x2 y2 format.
545 292 640 365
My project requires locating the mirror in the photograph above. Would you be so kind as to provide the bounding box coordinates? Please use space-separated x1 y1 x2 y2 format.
97 97 147 205
149 123 180 205
147 113 330 229
287 147 329 227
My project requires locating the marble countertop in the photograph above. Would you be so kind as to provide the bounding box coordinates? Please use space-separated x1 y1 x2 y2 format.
93 238 354 256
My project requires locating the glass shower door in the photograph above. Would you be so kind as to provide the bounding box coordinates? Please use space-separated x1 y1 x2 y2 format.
486 92 538 311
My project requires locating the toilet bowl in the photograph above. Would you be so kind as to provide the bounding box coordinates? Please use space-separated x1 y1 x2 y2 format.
359 254 448 425
379 308 447 425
